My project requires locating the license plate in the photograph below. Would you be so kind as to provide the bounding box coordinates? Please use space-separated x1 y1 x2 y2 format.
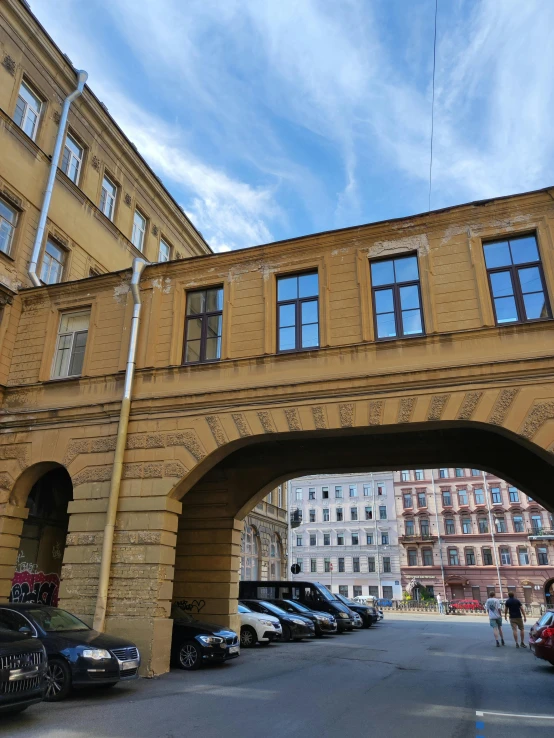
228 645 239 654
121 660 139 670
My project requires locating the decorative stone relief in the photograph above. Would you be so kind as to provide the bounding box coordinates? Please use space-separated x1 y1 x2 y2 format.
163 461 187 478
63 438 94 467
520 401 554 440
164 431 206 461
397 397 416 424
312 406 327 429
232 413 252 437
488 388 518 426
427 394 450 421
206 415 228 446
0 472 14 491
368 400 384 426
72 465 112 486
124 193 132 207
52 111 61 125
91 155 100 171
2 55 16 75
339 403 355 427
90 436 117 454
284 408 302 432
0 443 30 470
257 411 277 434
456 391 483 420
152 225 159 236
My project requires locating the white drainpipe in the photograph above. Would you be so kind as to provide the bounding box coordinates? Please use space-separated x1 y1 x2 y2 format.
28 69 88 286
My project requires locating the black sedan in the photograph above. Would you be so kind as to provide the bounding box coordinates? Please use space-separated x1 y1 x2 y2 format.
268 599 337 636
0 628 46 714
0 604 139 701
171 613 240 670
335 594 376 628
240 600 315 641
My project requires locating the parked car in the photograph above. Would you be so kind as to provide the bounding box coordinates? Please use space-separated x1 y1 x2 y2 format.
448 599 485 614
0 604 139 701
529 608 554 666
238 604 281 647
375 598 393 608
240 600 315 641
269 599 337 637
0 628 46 715
335 594 377 628
352 596 384 621
171 613 240 670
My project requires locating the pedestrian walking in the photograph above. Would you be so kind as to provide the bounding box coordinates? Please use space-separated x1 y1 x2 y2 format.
504 592 527 648
484 591 505 647
436 593 444 614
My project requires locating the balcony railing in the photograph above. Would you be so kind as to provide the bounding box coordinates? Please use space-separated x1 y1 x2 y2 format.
528 527 554 540
399 534 438 544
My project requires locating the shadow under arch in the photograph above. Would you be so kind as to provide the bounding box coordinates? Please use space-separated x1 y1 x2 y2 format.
10 461 71 509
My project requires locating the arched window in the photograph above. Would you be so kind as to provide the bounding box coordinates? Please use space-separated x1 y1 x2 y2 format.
240 524 260 581
269 533 282 579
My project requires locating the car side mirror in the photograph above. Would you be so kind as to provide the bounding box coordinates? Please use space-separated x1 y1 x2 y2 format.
19 625 32 635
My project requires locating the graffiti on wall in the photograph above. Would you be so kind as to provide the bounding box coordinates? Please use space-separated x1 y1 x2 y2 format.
173 599 206 614
9 551 60 606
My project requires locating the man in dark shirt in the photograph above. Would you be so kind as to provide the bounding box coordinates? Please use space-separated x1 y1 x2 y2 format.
504 592 527 648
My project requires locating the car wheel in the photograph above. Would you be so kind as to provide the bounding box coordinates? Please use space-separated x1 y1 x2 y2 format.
178 641 202 670
45 658 72 702
281 624 292 642
363 619 372 629
240 625 257 648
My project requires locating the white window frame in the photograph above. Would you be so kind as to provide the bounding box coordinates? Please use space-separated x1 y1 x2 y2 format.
40 239 66 284
132 209 147 252
52 310 90 378
14 80 42 140
158 239 171 262
61 132 84 184
0 197 18 257
100 174 117 221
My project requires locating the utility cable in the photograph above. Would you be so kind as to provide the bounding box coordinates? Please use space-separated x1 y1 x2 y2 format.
428 0 438 212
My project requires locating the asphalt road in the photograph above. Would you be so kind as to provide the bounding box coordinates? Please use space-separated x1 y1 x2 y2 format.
2 613 553 738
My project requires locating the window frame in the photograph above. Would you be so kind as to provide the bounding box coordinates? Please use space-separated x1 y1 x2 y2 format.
61 130 84 185
51 309 91 379
276 269 319 354
0 196 19 258
40 238 67 285
14 78 43 141
182 285 224 365
370 253 425 340
132 208 147 252
100 173 118 221
158 237 172 263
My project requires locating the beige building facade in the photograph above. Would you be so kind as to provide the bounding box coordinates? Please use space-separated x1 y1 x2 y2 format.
241 486 288 583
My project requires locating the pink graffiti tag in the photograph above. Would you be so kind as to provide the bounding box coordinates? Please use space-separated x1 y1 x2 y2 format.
10 571 60 606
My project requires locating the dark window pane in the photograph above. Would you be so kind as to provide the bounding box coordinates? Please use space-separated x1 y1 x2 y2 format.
185 340 201 363
399 284 420 310
371 260 394 287
279 327 296 351
523 291 547 320
301 300 318 324
376 313 396 338
494 296 518 323
490 271 514 298
298 273 318 298
484 241 511 268
187 291 205 315
510 235 539 264
401 309 422 335
205 337 221 360
301 323 319 348
207 315 222 339
394 256 418 283
206 288 223 312
518 266 542 294
186 318 202 341
279 303 296 328
278 276 297 301
375 288 394 313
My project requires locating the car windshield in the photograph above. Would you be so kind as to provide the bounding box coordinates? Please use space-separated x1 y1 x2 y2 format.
314 583 336 602
283 600 311 613
259 602 287 616
238 605 251 614
336 594 357 605
26 607 90 632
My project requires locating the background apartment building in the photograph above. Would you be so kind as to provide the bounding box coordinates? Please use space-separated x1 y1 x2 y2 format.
395 468 554 605
289 473 401 600
240 486 288 582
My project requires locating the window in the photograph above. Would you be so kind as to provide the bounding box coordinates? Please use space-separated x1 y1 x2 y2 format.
495 517 506 533
335 486 343 498
14 80 42 140
338 557 345 572
531 515 542 532
132 209 147 251
381 533 389 545
465 549 476 566
401 470 410 482
336 507 343 522
337 534 344 546
462 518 472 534
183 287 223 363
474 488 485 505
371 254 423 338
322 487 329 499
353 586 362 597
445 518 455 534
52 310 90 378
442 491 452 506
324 558 331 573
420 519 430 536
422 549 433 566
323 509 330 522
158 239 171 262
352 533 359 545
482 548 493 565
417 492 426 508
0 197 18 257
379 505 387 520
368 586 379 597
324 533 330 545
295 488 303 501
500 547 511 565
61 132 83 184
277 271 319 352
527 495 534 503
537 547 549 565
377 484 385 496
308 488 316 500
458 489 468 506
296 558 303 572
508 487 520 503
100 175 117 220
339 585 348 596
310 558 317 572
296 536 302 547
382 556 391 573
448 549 459 565
405 520 415 536
478 518 489 534
439 468 448 478
241 524 260 580
353 557 360 573
309 510 316 523
366 534 373 545
403 493 413 509
382 585 394 599
349 485 357 497
408 549 417 566
490 487 502 504
351 507 358 521
40 239 66 284
455 468 464 477
471 469 480 476
368 556 376 572
518 548 529 565
363 484 371 497
365 506 373 520
483 234 550 325
309 534 316 546
512 515 524 533
415 470 424 481
278 486 283 508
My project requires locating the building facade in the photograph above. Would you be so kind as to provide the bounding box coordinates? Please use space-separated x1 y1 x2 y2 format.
395 468 554 605
240 486 288 582
289 473 401 600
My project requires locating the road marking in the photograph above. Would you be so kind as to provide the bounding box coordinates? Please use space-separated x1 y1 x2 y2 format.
476 710 554 720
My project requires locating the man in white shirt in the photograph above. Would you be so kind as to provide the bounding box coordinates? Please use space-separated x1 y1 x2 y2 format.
484 591 505 647
436 593 444 614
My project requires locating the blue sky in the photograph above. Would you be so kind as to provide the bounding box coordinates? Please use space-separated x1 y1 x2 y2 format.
32 0 554 252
